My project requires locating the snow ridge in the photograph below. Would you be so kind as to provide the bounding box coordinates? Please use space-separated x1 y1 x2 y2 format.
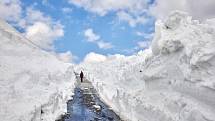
0 19 75 121
79 11 215 121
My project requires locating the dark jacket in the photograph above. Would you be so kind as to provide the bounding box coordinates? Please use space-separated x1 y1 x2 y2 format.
80 71 84 78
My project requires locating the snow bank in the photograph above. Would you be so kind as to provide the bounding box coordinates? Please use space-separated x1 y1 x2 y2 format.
0 19 76 121
78 11 215 121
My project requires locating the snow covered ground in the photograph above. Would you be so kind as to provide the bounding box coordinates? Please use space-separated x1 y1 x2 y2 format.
0 19 76 121
77 11 215 121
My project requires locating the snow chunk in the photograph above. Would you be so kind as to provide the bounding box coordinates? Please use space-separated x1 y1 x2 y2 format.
160 39 184 54
164 11 190 30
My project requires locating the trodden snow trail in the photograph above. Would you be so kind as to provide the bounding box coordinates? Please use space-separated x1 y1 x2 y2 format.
58 74 123 121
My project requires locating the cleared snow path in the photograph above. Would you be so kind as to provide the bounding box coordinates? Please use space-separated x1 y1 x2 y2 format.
57 74 122 121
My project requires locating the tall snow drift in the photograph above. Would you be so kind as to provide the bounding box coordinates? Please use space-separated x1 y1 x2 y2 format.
78 11 215 121
0 19 75 121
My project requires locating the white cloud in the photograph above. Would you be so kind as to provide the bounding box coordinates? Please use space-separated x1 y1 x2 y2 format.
84 28 100 42
22 7 64 50
68 0 148 16
97 41 113 49
137 41 151 49
68 0 149 27
84 28 113 49
187 0 215 19
42 0 48 5
0 1 64 50
0 0 22 22
136 31 154 39
117 11 147 27
69 0 215 24
25 7 52 24
107 54 126 60
25 22 64 50
136 31 145 36
57 51 78 63
62 7 73 13
42 0 54 8
16 6 52 28
149 0 215 20
83 52 107 63
121 40 151 54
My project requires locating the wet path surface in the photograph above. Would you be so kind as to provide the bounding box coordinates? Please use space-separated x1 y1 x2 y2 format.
59 77 122 121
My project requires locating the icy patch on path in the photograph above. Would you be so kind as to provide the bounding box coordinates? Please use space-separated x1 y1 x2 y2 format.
60 75 122 121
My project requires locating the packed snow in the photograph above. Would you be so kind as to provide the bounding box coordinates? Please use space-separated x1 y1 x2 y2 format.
77 11 215 121
0 19 76 121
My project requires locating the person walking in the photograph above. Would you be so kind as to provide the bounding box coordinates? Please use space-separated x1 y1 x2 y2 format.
80 71 84 82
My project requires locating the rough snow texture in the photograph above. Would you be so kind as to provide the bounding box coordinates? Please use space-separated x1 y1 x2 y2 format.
0 19 75 121
78 11 215 121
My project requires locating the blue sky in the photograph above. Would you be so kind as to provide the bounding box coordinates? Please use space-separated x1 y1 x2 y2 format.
8 0 155 63
3 0 214 63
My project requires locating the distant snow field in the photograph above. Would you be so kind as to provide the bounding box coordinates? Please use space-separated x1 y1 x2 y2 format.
77 11 215 121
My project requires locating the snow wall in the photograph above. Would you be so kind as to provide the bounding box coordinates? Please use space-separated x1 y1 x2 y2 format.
77 11 215 121
0 19 76 121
